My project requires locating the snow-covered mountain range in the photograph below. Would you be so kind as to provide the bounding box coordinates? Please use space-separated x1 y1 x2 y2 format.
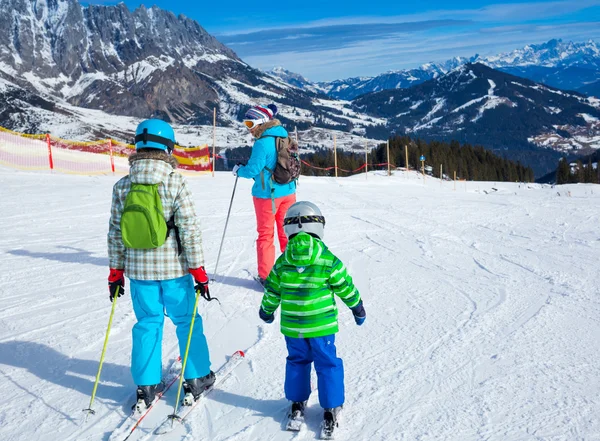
0 0 599 176
0 0 383 148
353 63 600 175
270 40 600 100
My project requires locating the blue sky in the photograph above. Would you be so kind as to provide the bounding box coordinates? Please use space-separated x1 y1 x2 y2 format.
86 0 600 81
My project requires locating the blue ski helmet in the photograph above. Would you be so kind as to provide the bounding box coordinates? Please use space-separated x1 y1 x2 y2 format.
134 119 176 153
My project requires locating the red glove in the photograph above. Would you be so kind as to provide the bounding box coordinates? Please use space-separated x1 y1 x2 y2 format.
108 268 125 302
190 267 215 301
189 266 209 284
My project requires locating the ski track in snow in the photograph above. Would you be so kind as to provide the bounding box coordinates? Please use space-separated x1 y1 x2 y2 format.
0 167 599 441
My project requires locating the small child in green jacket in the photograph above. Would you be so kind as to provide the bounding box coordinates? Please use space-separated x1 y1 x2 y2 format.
258 201 366 438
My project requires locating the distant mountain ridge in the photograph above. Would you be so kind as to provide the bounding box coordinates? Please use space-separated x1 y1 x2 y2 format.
269 39 600 100
352 63 600 176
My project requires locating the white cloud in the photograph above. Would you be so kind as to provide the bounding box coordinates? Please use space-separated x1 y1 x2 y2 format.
215 0 600 36
240 22 600 81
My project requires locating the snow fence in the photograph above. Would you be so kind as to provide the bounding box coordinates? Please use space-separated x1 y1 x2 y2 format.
0 127 211 175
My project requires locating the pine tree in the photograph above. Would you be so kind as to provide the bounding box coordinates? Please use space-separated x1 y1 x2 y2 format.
556 158 570 184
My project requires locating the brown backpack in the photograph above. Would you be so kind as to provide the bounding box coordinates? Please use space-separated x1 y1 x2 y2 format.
262 135 301 185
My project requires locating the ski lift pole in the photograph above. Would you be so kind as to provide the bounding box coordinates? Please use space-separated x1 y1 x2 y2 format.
212 175 238 281
83 287 119 421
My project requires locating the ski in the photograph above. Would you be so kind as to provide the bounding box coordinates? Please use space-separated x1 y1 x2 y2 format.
243 269 265 290
154 350 245 436
286 412 305 431
285 402 306 431
319 407 341 440
108 357 182 441
253 276 265 288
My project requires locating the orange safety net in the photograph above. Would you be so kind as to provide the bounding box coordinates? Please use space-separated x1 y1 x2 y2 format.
0 126 211 175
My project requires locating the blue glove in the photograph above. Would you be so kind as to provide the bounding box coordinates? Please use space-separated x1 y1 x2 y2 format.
259 307 274 324
232 163 243 176
351 301 366 326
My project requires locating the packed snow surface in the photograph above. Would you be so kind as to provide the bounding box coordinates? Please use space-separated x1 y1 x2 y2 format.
0 165 599 441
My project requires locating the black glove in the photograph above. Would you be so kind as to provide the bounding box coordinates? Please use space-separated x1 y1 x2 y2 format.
351 301 366 326
259 307 274 324
108 268 124 302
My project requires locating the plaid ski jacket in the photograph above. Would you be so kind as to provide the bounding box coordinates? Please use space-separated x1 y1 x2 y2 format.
261 232 361 338
107 151 204 280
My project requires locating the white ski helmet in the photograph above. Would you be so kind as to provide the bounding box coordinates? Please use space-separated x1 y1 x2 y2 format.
283 201 325 239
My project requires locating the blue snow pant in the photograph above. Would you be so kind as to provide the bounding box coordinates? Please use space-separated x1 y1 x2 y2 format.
129 275 211 386
284 334 344 409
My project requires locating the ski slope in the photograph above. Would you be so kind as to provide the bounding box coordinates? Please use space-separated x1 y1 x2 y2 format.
0 166 599 441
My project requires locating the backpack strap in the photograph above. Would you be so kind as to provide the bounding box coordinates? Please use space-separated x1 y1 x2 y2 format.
165 214 182 256
259 134 278 176
258 135 278 212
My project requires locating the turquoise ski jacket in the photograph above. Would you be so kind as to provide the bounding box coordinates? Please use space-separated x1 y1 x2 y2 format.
237 119 297 199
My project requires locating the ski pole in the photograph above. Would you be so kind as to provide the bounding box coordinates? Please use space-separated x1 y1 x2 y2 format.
212 175 238 281
168 288 202 426
83 286 119 421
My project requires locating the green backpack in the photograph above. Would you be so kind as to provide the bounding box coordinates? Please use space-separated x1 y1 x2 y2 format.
121 183 169 249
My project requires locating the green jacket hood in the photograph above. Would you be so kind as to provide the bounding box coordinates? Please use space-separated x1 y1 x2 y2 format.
283 232 323 267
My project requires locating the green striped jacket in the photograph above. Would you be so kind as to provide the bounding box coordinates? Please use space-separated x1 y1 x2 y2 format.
261 232 361 338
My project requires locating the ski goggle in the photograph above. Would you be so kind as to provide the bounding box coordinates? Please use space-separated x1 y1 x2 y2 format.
284 215 326 227
243 120 262 130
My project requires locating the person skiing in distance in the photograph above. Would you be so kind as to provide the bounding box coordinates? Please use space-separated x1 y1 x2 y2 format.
233 104 297 285
258 201 366 437
107 119 214 412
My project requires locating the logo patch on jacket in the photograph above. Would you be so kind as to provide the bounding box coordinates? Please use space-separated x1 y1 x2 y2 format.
297 267 306 273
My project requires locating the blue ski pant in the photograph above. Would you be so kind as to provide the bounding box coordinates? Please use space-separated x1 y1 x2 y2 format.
129 275 211 386
284 334 344 409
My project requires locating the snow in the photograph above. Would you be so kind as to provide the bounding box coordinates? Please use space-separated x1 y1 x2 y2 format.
546 107 562 114
413 115 443 131
60 72 111 98
0 165 599 441
410 100 423 110
511 81 527 88
579 113 599 123
487 79 496 96
182 52 232 67
423 98 445 121
313 99 387 127
113 56 176 84
452 96 487 113
468 80 515 122
260 74 294 91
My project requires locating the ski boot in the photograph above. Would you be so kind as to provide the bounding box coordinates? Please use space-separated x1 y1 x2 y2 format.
182 371 216 405
133 383 162 413
320 406 342 439
286 401 307 431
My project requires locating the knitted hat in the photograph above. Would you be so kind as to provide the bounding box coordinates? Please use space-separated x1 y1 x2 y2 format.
243 104 278 126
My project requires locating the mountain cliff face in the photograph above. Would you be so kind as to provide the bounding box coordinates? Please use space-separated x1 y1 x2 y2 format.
0 0 383 137
0 0 242 120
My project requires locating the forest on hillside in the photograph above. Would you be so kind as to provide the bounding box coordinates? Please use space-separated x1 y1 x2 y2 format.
222 136 535 182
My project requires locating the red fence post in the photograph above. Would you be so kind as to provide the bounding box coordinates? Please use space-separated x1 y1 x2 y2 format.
46 133 54 170
109 139 115 173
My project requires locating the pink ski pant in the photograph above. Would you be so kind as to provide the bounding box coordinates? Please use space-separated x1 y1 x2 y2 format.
253 194 296 279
